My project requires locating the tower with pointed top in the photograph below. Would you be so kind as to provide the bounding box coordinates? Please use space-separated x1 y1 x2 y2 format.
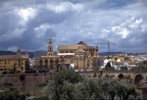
47 39 54 56
17 47 21 56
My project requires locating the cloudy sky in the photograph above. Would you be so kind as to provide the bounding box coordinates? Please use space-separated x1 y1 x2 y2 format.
0 0 147 53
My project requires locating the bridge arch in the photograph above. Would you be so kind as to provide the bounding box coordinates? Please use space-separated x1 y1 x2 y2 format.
118 73 124 79
105 74 109 78
133 73 144 85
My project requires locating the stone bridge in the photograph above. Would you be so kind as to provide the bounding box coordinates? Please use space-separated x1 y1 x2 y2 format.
79 71 147 85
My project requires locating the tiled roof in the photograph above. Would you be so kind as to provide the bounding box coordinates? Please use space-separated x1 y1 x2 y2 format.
58 45 77 50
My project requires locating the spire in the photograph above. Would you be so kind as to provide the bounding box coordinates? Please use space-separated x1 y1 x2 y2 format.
17 48 21 53
47 38 54 56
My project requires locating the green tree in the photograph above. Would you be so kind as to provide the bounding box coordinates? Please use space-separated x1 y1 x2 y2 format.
0 88 19 100
45 69 83 100
53 69 83 85
44 69 141 100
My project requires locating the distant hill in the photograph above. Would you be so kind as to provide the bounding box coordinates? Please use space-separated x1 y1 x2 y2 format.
33 51 57 58
126 53 146 56
34 50 47 57
99 52 146 56
0 50 146 58
99 52 124 56
0 50 49 58
0 50 16 55
0 50 34 58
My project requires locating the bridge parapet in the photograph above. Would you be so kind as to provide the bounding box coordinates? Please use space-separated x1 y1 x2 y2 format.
78 70 147 85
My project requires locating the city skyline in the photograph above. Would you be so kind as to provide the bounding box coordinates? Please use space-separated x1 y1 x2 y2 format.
0 0 147 53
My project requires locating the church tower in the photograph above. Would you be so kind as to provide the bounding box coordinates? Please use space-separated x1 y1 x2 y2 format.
17 47 22 56
47 39 54 56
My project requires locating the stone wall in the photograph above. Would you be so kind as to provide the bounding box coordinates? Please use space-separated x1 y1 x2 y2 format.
0 73 52 86
0 73 53 96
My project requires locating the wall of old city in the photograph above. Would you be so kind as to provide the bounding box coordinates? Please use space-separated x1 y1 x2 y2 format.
0 73 52 86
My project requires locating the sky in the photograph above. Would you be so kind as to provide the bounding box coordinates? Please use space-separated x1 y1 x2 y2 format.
0 0 147 53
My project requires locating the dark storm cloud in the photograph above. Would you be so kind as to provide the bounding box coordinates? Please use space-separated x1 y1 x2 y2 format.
0 0 69 51
0 0 147 53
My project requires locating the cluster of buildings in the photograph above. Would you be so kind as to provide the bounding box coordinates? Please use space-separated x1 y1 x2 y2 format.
34 39 99 72
0 39 99 74
102 54 137 70
0 39 146 74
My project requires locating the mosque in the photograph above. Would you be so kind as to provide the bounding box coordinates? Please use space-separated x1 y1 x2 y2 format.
34 39 99 72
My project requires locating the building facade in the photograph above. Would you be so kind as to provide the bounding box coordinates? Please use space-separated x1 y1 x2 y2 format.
35 39 99 72
0 48 29 74
102 53 137 70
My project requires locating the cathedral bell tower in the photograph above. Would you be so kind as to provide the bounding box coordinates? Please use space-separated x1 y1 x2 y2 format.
47 39 54 56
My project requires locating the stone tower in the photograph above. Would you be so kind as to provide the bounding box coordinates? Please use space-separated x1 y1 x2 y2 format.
47 39 54 56
17 47 21 56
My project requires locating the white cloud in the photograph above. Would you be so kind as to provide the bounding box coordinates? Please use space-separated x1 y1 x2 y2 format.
102 29 111 33
46 2 84 13
34 23 52 38
0 0 147 52
16 7 37 25
129 18 143 29
117 28 130 39
100 16 144 39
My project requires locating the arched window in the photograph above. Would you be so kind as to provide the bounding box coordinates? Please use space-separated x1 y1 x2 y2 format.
44 59 48 67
